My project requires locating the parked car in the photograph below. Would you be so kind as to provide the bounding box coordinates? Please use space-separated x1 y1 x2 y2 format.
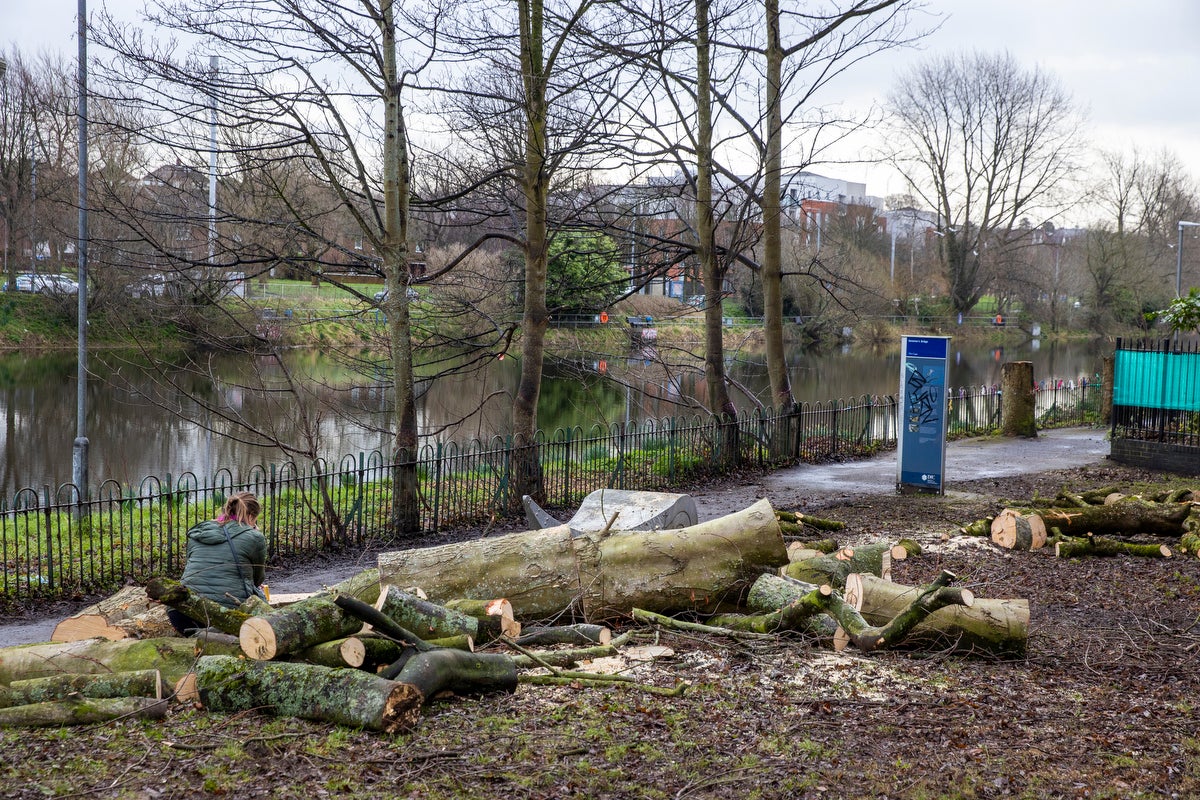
373 287 420 303
7 273 79 295
126 272 168 298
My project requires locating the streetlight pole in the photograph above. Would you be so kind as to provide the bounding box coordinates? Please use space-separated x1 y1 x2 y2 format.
0 57 7 286
1177 221 1200 298
72 0 89 501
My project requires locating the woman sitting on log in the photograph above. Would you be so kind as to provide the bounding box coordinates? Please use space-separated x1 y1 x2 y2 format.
167 491 268 635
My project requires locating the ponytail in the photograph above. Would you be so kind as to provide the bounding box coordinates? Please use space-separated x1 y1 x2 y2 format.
220 491 261 526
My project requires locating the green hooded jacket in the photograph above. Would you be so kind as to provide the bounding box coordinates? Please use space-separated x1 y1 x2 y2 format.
180 520 267 608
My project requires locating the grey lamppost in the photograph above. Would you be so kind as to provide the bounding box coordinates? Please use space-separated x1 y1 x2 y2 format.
72 0 89 500
1177 221 1200 298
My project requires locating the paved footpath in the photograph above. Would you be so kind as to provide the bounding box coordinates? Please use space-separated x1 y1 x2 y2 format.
0 428 1112 647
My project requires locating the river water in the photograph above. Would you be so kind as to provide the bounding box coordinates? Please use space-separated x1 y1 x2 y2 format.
0 336 1108 495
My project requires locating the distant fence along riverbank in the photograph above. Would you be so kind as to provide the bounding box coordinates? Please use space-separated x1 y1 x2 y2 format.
0 379 1103 605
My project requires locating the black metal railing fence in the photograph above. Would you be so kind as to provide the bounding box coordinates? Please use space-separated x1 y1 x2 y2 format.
0 379 1102 604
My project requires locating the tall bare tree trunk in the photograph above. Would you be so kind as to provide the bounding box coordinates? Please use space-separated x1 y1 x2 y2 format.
761 0 792 415
695 0 738 463
382 0 420 531
513 0 550 504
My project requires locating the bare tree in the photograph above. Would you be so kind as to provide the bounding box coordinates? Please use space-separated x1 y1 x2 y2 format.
756 0 920 410
884 51 1082 316
434 0 632 501
95 0 436 531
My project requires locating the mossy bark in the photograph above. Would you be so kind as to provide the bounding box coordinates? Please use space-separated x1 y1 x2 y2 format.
852 574 1029 658
0 637 241 685
195 655 417 732
0 696 169 727
781 542 892 588
1 669 163 708
375 585 479 641
240 598 364 661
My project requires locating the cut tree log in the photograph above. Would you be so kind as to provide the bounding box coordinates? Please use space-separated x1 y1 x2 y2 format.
0 637 242 685
377 499 788 621
513 624 611 647
195 655 416 732
781 542 892 587
990 509 1047 551
195 648 518 732
815 571 973 653
239 597 364 661
1038 499 1191 537
145 577 258 636
51 586 173 642
443 598 521 642
0 696 169 728
0 669 163 708
374 585 480 641
1054 536 1172 559
290 637 367 669
848 573 1028 658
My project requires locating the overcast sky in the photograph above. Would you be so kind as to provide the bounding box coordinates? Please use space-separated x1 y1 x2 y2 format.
4 0 1198 207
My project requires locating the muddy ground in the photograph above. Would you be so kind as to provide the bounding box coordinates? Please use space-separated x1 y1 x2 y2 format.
1 453 1198 799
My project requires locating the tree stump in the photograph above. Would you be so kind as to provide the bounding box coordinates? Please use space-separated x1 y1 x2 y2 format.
1000 360 1037 438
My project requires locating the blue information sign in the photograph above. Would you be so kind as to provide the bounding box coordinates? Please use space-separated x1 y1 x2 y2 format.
897 335 950 493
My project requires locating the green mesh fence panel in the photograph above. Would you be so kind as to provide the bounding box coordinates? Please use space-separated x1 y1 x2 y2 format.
1114 349 1200 410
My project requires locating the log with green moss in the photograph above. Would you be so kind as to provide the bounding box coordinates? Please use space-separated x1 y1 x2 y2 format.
781 542 893 588
374 585 480 641
195 655 416 732
0 669 163 708
0 696 170 728
1054 536 1172 559
708 586 833 635
1180 532 1200 558
145 577 256 635
0 637 241 686
240 597 366 661
775 510 845 531
196 647 518 732
848 573 1028 658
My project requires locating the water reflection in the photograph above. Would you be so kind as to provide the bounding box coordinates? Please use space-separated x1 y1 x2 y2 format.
0 338 1107 493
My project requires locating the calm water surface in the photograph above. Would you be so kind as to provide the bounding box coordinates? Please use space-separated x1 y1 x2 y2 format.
0 336 1107 495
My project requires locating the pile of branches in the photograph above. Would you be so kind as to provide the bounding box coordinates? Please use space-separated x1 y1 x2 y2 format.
961 484 1200 559
0 499 1028 732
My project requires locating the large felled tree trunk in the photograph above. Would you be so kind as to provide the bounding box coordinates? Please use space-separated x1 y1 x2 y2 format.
377 499 788 620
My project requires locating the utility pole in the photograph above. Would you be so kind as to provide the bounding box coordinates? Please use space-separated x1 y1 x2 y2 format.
72 0 89 501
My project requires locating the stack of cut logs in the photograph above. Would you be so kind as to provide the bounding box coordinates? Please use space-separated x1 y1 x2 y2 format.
0 498 1028 731
963 485 1200 559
